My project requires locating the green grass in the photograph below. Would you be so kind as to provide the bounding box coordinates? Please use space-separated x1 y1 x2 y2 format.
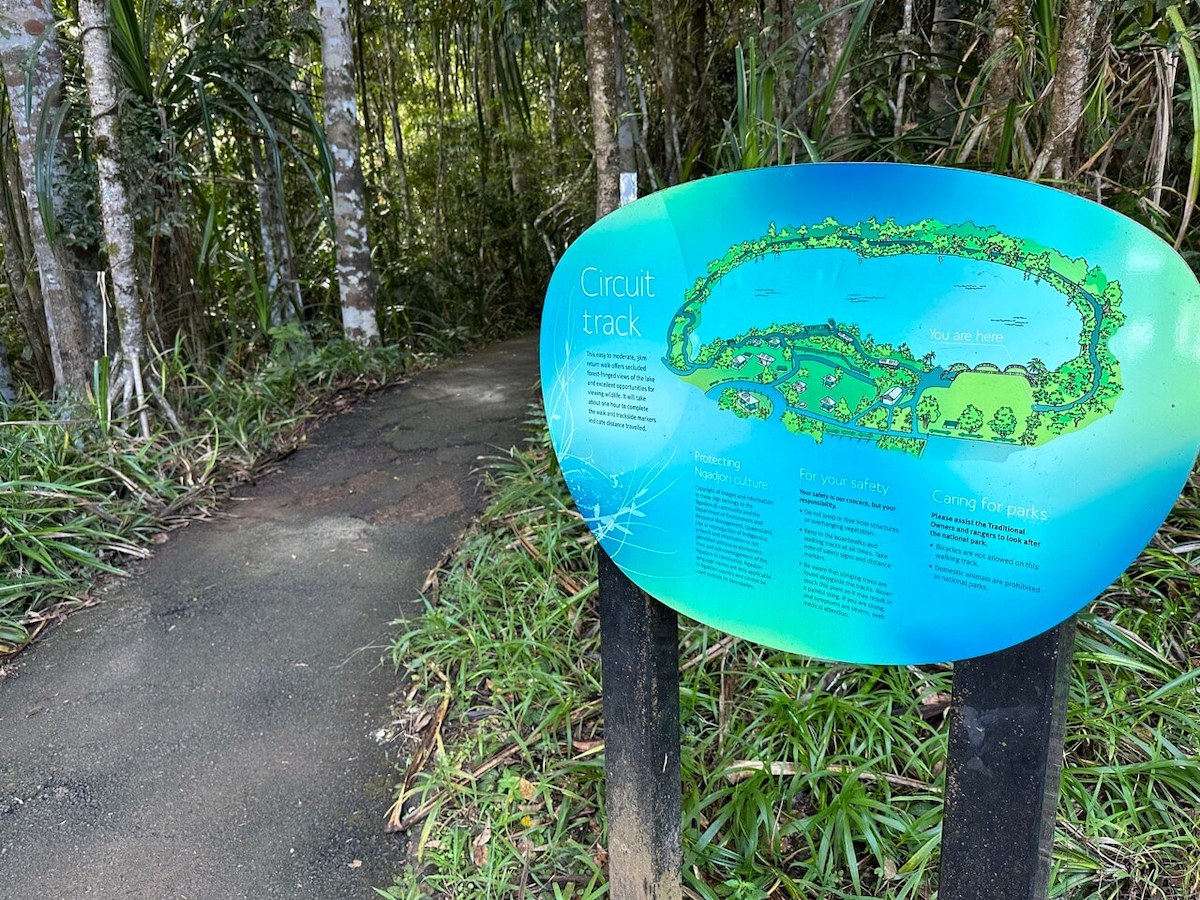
923 372 1036 436
380 409 1200 899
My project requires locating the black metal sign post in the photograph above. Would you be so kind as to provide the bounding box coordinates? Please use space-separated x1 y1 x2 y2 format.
940 618 1076 900
597 553 1076 900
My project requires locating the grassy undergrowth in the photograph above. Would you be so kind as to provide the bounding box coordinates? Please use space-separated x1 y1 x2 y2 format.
380 411 1200 899
0 334 422 653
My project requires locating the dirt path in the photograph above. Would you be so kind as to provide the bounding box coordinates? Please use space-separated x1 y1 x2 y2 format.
0 335 540 899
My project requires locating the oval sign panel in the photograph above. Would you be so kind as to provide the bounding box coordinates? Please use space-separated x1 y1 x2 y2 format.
540 164 1200 664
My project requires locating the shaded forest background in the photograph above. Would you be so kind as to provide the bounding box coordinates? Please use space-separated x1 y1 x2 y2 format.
1 0 1197 402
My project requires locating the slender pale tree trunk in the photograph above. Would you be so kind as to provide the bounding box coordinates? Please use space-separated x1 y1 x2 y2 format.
469 20 491 315
0 1 94 394
432 40 449 261
584 0 620 218
1030 0 1105 181
544 39 562 178
317 0 380 349
893 0 916 137
78 0 149 437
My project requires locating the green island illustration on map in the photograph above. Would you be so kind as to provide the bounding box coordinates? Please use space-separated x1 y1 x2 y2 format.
664 218 1126 457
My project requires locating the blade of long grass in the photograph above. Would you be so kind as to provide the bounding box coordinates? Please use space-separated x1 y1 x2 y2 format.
1166 5 1200 249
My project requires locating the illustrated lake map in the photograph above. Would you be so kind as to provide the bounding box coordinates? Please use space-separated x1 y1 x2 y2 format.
541 164 1200 664
667 218 1125 458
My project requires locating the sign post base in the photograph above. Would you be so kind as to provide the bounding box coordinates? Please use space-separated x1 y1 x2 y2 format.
940 618 1076 900
599 548 683 900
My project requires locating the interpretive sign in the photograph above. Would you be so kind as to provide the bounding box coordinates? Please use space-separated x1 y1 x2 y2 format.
541 163 1200 664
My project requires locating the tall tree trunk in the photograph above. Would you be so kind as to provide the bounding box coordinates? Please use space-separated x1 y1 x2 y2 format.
470 19 491 321
651 0 682 184
893 0 916 137
250 132 304 326
612 0 639 204
544 39 562 179
584 0 621 218
1030 0 1104 181
619 21 661 191
818 0 854 144
317 0 380 348
679 0 708 174
0 1 94 394
984 0 1028 105
0 170 19 402
78 0 149 437
928 0 962 138
967 0 1031 164
775 0 810 133
352 2 377 177
382 18 415 235
0 185 52 393
245 3 304 330
0 96 52 391
0 335 15 401
432 38 449 263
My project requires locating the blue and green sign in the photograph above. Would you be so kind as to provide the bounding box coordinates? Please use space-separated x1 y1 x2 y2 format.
541 163 1200 664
